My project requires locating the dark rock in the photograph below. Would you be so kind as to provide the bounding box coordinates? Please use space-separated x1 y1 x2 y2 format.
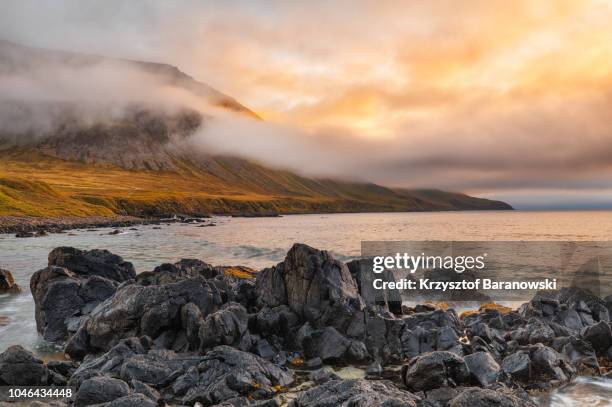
501 351 531 381
289 379 419 407
402 351 470 392
448 386 537 407
136 259 217 286
530 344 574 383
561 336 600 374
100 394 156 407
303 326 350 363
464 352 501 386
0 268 22 294
254 305 300 337
182 346 294 405
181 302 203 350
47 360 79 378
365 361 383 377
73 376 130 407
0 345 49 385
581 320 612 354
199 302 250 351
347 258 402 314
67 276 227 354
305 357 323 369
256 266 287 308
131 379 160 401
171 366 199 397
310 367 340 384
48 247 136 281
30 248 134 343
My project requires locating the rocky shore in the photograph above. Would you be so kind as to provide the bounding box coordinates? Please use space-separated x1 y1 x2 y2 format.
0 243 611 406
0 215 216 235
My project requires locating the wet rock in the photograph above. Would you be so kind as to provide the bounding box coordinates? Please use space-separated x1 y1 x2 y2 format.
581 320 612 354
448 386 537 407
501 351 531 381
0 345 49 385
0 268 22 294
402 351 470 392
182 346 294 405
464 352 501 386
74 376 130 407
289 379 419 407
560 336 599 374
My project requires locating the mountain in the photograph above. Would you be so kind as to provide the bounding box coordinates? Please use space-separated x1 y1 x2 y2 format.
0 41 512 218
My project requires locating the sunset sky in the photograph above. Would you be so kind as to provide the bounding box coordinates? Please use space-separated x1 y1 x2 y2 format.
2 0 612 208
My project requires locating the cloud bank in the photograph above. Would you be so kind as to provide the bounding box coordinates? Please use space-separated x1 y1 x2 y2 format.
1 0 612 208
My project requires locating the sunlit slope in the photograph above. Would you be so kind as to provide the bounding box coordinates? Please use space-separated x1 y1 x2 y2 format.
0 148 511 217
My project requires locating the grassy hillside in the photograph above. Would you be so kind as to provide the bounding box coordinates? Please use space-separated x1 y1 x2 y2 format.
0 148 511 218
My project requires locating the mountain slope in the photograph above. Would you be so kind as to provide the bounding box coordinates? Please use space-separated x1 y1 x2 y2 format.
0 41 512 218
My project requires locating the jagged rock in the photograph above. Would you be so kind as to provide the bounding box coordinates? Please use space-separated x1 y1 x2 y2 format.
198 302 250 350
581 320 612 353
66 277 227 355
131 379 160 402
303 326 350 362
258 244 365 332
30 248 134 343
181 302 204 350
0 268 22 294
347 258 402 314
181 346 294 405
136 259 217 286
402 351 470 392
448 386 537 407
560 336 599 374
501 351 531 381
464 352 501 386
254 305 300 337
73 376 130 407
0 345 49 385
48 247 136 281
530 344 574 383
289 379 419 407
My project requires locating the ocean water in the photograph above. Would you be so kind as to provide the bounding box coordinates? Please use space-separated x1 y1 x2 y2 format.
1 210 611 405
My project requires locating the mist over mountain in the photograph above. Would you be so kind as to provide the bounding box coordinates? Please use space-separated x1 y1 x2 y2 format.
0 41 511 217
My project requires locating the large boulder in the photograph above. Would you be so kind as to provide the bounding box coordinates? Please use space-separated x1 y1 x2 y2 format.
49 247 136 281
256 244 364 331
402 351 470 392
289 379 420 407
181 345 294 405
74 376 131 407
65 276 227 356
0 345 49 386
30 247 135 343
0 268 22 294
581 320 612 354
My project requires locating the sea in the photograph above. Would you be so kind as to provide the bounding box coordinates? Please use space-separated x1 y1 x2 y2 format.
1 210 611 406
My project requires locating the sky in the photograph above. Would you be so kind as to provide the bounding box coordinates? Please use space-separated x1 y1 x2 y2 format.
1 0 612 209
